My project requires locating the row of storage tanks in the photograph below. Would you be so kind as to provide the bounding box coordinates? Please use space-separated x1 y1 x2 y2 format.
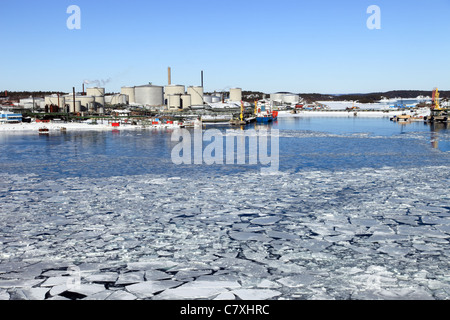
120 85 243 109
270 92 300 105
45 87 106 113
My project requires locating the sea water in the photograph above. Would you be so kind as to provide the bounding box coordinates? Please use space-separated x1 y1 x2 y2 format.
0 117 449 300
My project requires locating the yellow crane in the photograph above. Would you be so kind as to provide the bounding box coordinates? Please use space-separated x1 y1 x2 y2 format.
432 88 441 110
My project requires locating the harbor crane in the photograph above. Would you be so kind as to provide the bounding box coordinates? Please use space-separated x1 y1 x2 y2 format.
431 88 440 110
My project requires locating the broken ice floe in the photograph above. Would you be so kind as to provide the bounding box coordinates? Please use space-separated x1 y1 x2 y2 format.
0 165 449 300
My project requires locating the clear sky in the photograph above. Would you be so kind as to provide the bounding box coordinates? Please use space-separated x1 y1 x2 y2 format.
1 0 449 94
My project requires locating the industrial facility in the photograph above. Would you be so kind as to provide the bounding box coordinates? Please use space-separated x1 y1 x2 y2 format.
6 68 291 117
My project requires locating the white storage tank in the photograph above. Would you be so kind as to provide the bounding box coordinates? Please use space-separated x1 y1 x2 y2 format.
168 94 181 109
86 87 105 97
203 95 213 103
67 101 82 113
212 96 221 103
270 93 285 102
78 96 96 112
135 85 164 106
187 86 204 106
94 96 105 109
164 85 185 103
45 96 65 109
106 94 127 105
181 94 191 109
282 94 300 104
121 87 135 104
229 88 242 102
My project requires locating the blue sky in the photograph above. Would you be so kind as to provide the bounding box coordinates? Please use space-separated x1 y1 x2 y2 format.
1 0 449 94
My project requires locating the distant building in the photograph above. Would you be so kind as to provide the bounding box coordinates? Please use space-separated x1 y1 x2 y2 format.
0 111 22 123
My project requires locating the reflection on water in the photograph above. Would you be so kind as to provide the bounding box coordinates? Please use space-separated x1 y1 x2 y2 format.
427 122 449 150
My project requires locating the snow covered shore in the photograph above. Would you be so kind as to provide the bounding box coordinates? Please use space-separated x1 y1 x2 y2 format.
0 122 143 133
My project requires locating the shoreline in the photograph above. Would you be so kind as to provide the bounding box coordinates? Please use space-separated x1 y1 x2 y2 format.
0 122 144 133
0 110 429 133
277 109 429 118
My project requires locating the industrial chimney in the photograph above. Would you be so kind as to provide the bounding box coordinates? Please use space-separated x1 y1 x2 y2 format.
168 67 171 85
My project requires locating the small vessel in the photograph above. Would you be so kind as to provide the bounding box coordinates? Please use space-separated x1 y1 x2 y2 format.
39 127 50 135
256 101 278 123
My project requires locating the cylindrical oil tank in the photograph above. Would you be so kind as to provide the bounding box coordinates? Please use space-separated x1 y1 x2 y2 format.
282 94 300 104
212 96 221 103
181 94 191 109
187 86 204 106
168 94 181 109
94 96 105 109
86 87 105 97
229 88 242 102
121 87 135 104
45 96 65 109
270 93 285 102
134 85 164 106
203 95 213 104
67 101 82 113
78 96 96 112
106 94 127 105
164 85 185 103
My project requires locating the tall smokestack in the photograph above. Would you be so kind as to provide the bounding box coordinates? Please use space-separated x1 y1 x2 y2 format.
82 83 85 96
168 67 171 85
73 87 76 114
201 70 204 88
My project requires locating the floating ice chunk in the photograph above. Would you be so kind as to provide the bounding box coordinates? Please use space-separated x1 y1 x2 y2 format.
0 279 43 289
229 231 271 242
105 290 137 300
153 278 239 300
266 230 298 240
159 276 241 299
257 279 282 289
82 290 113 300
350 218 380 227
355 287 434 300
84 272 118 283
378 245 411 257
174 270 213 281
214 291 236 300
250 216 281 226
277 274 317 288
21 287 49 300
0 289 9 300
368 233 409 243
420 216 448 225
126 260 178 271
40 276 75 288
413 243 440 253
231 289 281 300
49 284 70 297
116 271 145 285
66 284 106 297
435 225 450 234
298 239 331 252
125 280 181 299
156 286 223 300
144 270 173 281
368 225 395 235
